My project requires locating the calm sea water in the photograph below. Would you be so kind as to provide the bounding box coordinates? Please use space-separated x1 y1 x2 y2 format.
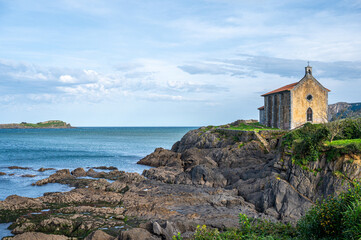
0 127 195 201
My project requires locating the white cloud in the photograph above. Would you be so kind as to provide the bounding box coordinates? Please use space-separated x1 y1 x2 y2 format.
59 75 77 83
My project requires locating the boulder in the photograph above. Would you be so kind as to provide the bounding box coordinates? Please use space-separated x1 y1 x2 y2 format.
85 230 114 240
137 148 182 168
10 232 68 240
71 167 87 177
86 169 106 178
38 167 56 172
119 228 158 240
0 171 6 175
152 221 179 240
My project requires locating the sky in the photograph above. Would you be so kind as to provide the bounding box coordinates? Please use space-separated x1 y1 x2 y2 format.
0 0 361 126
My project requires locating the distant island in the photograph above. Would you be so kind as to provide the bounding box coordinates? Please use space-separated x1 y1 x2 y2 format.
0 120 73 129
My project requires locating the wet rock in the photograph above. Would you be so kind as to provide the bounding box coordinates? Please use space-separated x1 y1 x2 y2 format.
0 171 6 175
8 166 30 170
86 169 106 178
85 230 114 240
71 167 87 177
93 166 118 170
21 174 36 178
33 169 74 186
119 228 158 240
9 232 68 240
38 167 56 172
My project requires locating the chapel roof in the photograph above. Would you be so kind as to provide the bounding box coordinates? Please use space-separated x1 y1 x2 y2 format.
261 82 299 96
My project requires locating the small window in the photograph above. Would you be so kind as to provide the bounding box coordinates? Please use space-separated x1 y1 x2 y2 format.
307 94 313 101
307 108 313 122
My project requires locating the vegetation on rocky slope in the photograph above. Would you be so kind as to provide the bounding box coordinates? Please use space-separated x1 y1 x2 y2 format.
179 182 361 240
282 118 361 165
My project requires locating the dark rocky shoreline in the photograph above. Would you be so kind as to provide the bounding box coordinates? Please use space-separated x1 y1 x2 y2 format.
1 125 360 239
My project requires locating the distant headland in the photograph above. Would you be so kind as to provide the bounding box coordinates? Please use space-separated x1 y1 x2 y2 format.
0 120 73 129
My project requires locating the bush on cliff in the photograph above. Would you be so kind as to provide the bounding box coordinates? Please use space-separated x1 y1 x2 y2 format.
282 123 330 165
283 119 361 165
187 183 361 240
297 181 361 240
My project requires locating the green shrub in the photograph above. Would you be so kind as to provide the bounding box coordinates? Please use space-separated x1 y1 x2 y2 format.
342 199 361 239
188 213 296 240
337 118 361 140
297 181 361 240
283 123 330 165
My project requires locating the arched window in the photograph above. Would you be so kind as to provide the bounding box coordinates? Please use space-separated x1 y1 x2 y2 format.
307 108 313 122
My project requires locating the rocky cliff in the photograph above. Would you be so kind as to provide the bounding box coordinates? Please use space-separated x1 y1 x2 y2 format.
329 102 361 121
139 126 361 223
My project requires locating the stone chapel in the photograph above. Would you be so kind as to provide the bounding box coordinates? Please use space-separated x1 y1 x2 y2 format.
258 65 330 130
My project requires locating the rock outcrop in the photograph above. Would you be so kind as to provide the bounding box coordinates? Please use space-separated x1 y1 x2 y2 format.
138 127 361 222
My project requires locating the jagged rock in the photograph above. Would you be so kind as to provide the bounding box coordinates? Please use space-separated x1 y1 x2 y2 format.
181 148 218 170
152 221 179 240
137 148 182 168
0 195 44 210
11 222 36 234
38 167 55 172
39 217 74 233
9 232 68 240
86 169 106 178
189 165 227 187
143 167 183 184
119 228 158 240
71 167 87 177
32 169 74 186
85 230 114 240
88 178 111 190
0 171 6 175
106 180 127 193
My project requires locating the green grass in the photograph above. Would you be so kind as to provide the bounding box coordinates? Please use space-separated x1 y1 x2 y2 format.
228 123 280 132
325 139 361 147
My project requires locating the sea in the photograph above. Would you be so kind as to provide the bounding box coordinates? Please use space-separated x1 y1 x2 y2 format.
0 127 196 238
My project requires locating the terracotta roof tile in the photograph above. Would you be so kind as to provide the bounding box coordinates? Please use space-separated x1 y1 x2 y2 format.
258 106 264 110
261 82 299 96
